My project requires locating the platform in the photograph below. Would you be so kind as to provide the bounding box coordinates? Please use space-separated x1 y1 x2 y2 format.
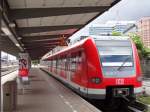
15 68 101 112
143 80 150 95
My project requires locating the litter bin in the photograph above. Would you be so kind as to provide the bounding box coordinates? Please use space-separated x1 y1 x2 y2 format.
3 80 17 112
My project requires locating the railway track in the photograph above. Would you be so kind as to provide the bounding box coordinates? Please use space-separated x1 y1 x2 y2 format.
1 66 18 76
88 99 148 112
127 101 148 112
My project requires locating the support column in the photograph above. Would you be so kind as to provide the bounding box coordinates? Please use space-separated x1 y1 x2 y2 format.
0 0 3 111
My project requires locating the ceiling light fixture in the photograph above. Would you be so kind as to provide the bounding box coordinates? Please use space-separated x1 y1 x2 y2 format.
9 23 16 28
1 27 12 36
1 19 24 52
16 43 20 47
18 37 22 40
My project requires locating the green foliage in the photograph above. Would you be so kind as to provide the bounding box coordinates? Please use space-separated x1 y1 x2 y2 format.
130 33 143 50
32 60 39 65
129 33 150 58
143 47 150 58
137 96 150 105
112 32 150 58
112 31 122 36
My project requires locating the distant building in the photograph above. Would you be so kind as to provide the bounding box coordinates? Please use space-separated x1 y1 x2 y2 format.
89 24 114 35
137 17 150 48
89 21 136 36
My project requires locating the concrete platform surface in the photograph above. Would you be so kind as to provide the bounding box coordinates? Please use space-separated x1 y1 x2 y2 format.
15 68 101 112
143 80 150 95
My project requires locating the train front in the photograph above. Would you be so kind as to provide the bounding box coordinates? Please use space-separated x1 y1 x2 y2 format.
94 36 143 100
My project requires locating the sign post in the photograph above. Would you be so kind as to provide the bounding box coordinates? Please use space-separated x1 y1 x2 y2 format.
18 53 30 84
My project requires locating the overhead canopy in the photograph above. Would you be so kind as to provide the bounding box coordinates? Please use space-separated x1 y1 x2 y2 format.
2 0 120 60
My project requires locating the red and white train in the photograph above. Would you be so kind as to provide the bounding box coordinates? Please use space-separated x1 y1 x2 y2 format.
41 36 143 100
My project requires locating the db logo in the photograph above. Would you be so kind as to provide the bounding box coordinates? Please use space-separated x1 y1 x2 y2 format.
116 79 124 85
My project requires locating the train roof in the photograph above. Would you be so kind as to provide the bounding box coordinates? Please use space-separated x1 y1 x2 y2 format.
90 35 130 41
42 36 131 60
42 37 91 60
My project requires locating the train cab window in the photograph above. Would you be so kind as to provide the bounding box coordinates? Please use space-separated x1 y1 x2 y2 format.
96 40 135 77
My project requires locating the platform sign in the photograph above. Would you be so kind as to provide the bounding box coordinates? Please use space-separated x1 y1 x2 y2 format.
19 53 30 77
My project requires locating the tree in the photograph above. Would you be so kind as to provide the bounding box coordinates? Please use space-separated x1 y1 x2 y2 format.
110 31 150 58
32 60 39 65
112 31 122 36
129 33 150 58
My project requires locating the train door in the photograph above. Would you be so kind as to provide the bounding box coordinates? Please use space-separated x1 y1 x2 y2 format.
67 53 77 85
69 53 81 89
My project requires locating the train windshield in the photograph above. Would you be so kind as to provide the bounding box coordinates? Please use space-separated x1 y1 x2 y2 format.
96 40 135 77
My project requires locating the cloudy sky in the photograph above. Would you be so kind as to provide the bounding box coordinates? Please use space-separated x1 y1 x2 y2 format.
70 0 150 41
92 0 150 24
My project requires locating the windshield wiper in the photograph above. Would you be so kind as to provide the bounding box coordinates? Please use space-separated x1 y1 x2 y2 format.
117 56 131 71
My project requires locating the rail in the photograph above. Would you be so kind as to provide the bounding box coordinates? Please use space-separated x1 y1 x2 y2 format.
1 65 18 76
128 101 148 112
1 70 18 85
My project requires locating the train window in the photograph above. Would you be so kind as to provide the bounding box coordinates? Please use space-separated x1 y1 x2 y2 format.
78 51 82 64
56 59 57 68
70 54 77 72
66 57 70 71
53 60 56 68
96 40 135 77
61 58 65 70
57 59 60 69
99 46 133 66
70 58 76 71
61 59 63 69
60 58 63 69
64 59 67 70
49 61 51 67
51 60 53 67
65 57 70 70
53 60 54 67
60 59 63 69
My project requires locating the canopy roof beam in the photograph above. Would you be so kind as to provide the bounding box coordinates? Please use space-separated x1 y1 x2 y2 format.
18 25 82 35
9 6 108 20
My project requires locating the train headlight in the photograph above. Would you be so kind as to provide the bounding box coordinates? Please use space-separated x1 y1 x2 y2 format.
91 77 101 84
137 76 143 82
